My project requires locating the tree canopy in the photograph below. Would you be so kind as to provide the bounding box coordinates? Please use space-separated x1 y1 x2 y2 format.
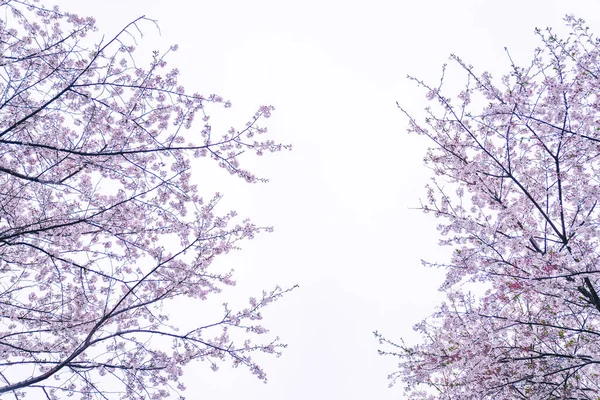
0 1 293 399
378 15 600 399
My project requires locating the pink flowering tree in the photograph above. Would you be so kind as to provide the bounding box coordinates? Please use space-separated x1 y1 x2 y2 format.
376 16 600 399
0 1 295 399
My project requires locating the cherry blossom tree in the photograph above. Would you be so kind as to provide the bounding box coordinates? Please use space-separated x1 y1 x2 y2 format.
376 15 600 399
0 1 295 399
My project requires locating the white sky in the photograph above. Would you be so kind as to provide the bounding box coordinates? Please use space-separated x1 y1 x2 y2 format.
49 0 600 398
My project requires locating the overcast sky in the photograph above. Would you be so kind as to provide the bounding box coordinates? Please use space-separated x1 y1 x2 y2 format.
51 1 600 398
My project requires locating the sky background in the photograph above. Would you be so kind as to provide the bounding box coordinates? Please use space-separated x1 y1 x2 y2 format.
50 1 600 398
